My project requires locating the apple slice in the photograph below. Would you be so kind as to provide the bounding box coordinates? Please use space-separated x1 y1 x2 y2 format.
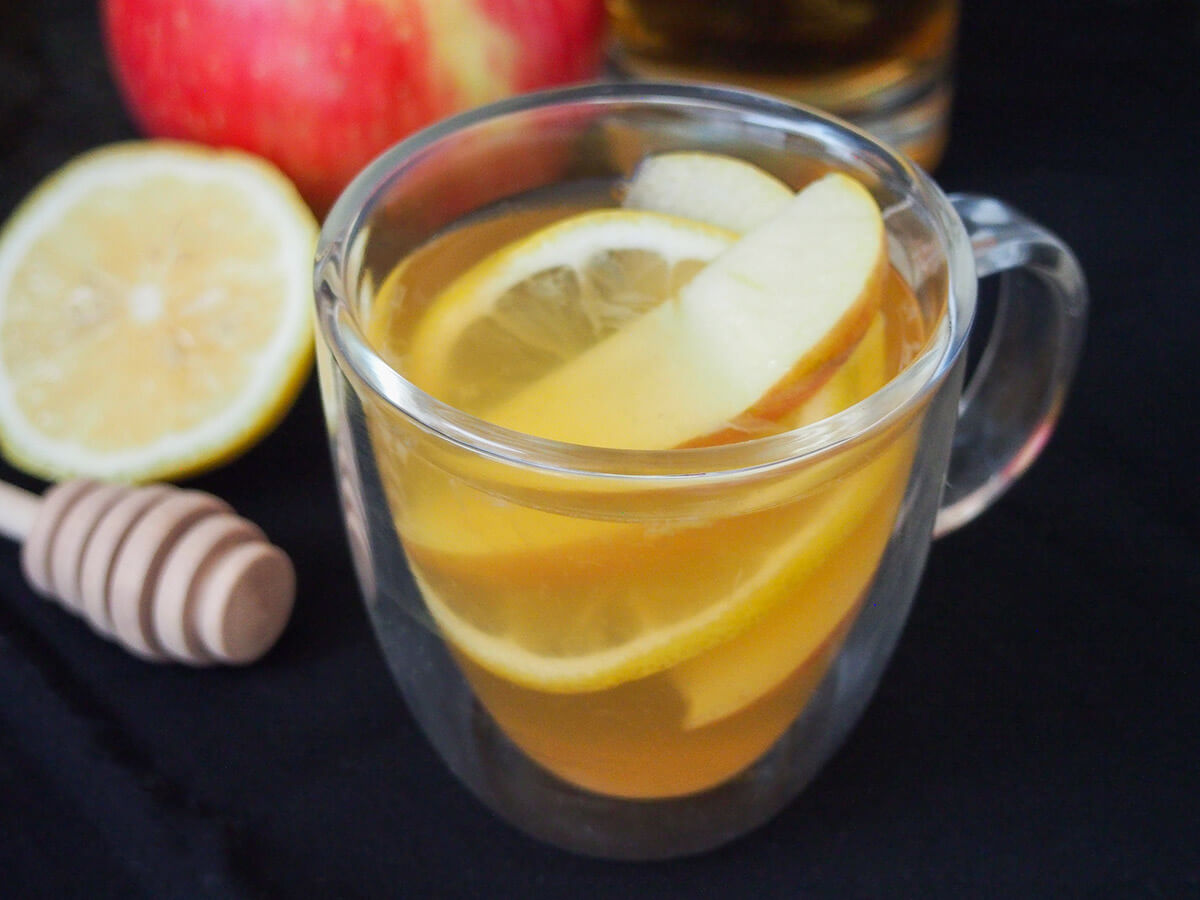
665 317 904 729
623 151 793 233
482 172 886 449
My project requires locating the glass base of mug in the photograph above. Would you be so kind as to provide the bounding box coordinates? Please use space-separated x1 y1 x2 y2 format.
363 527 934 860
606 56 953 171
374 589 850 859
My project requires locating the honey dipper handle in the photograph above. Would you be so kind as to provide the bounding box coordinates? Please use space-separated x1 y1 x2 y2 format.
0 480 40 543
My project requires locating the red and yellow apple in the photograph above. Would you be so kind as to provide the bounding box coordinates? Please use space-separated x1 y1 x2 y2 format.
101 0 607 212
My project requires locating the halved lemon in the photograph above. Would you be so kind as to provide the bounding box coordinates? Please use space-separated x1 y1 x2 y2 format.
404 208 734 412
0 141 317 482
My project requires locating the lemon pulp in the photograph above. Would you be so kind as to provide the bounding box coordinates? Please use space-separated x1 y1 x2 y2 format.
0 141 316 482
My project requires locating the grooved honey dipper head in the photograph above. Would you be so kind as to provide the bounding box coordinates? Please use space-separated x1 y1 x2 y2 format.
19 479 294 665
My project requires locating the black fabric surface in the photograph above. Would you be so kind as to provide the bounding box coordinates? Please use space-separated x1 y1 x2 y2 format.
2 1 1198 897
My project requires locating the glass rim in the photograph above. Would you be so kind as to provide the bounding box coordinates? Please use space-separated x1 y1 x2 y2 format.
315 81 975 480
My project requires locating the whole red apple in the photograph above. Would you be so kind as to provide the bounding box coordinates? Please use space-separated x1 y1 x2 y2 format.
101 0 606 212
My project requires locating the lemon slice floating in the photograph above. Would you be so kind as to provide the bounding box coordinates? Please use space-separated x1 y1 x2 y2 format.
0 141 317 482
405 209 734 412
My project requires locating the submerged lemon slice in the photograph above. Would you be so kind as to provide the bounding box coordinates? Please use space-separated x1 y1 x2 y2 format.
417 423 907 695
0 141 317 482
405 209 734 412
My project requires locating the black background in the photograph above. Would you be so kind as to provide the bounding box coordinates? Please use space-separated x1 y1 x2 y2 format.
2 1 1198 897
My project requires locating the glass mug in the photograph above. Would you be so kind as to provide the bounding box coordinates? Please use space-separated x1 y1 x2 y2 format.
606 0 959 170
314 83 1086 859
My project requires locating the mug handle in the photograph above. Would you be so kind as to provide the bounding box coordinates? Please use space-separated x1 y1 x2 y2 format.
934 195 1088 537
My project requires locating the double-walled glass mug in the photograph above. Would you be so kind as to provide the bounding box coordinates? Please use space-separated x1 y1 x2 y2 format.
314 83 1086 859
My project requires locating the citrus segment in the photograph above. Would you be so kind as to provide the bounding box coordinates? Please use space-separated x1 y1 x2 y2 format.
405 209 734 411
0 141 317 482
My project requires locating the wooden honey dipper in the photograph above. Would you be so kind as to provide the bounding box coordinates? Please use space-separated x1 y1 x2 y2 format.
0 478 294 665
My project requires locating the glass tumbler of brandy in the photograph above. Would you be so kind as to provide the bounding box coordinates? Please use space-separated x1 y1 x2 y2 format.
606 0 959 169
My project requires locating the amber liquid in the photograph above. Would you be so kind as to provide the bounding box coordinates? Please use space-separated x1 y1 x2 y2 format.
366 187 934 799
607 0 958 168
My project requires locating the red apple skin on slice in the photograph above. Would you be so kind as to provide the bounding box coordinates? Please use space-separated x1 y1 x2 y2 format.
677 174 887 448
680 284 882 448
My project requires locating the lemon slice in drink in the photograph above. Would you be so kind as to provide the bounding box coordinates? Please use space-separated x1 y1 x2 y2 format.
417 423 908 694
405 209 734 411
0 141 317 482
